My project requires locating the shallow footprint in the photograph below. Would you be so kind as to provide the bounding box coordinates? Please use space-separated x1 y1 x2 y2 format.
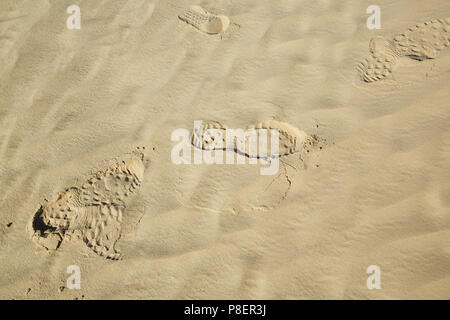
392 18 450 60
178 5 230 35
191 119 308 159
357 36 400 82
178 120 326 213
358 18 450 82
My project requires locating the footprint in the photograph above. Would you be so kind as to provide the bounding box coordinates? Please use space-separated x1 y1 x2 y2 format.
358 18 450 82
178 120 326 213
178 5 230 35
357 36 400 82
393 18 450 60
30 148 146 260
191 120 309 159
192 120 228 151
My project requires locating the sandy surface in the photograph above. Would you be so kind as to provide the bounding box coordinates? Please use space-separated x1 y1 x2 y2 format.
0 0 449 299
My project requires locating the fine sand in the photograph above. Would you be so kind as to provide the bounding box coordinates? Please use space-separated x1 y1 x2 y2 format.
0 0 449 299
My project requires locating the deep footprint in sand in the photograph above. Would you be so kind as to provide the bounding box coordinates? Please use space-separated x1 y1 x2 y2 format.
178 5 230 35
358 18 450 82
30 148 146 260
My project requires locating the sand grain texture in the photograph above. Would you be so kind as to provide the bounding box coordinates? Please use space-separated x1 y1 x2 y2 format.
0 0 449 299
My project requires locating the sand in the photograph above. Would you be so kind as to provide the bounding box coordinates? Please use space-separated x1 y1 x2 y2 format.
0 0 449 299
